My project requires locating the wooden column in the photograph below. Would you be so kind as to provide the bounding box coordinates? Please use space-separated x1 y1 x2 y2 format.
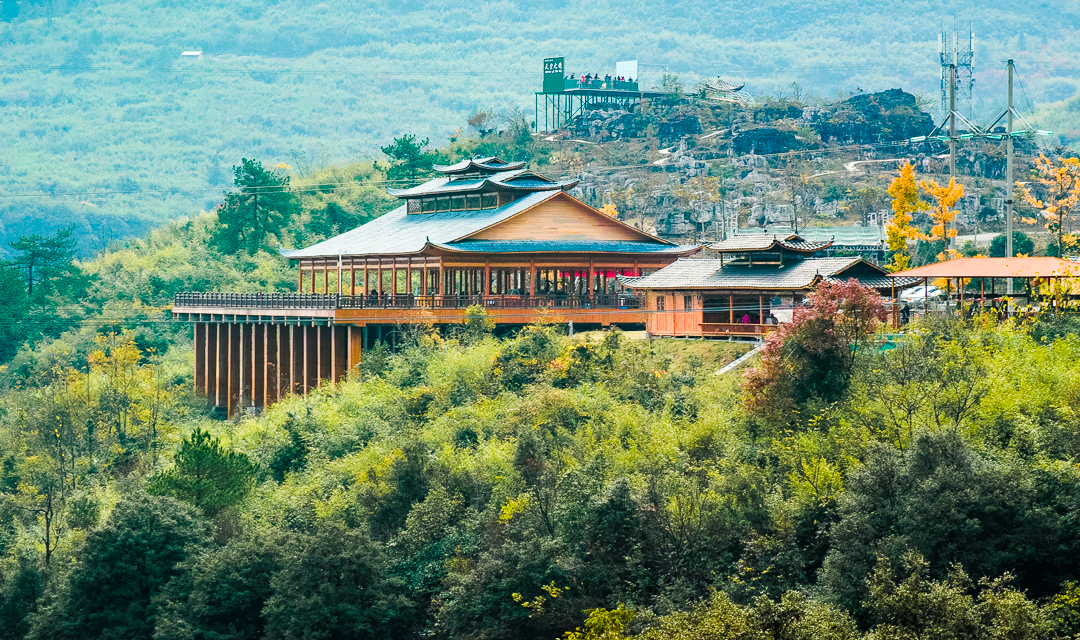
362 262 369 295
588 261 595 298
299 262 304 293
291 325 304 396
193 323 205 395
332 326 347 383
322 325 333 382
238 322 247 410
264 324 277 407
215 324 227 408
330 325 339 383
438 258 445 295
728 294 734 324
253 323 265 408
302 326 310 396
350 261 356 296
316 325 324 384
529 260 536 295
484 261 491 295
309 261 315 295
421 266 428 297
758 295 763 324
279 325 287 399
348 326 362 373
228 324 240 417
407 263 413 296
377 260 383 297
205 322 218 399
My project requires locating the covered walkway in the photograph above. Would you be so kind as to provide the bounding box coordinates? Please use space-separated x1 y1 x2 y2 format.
888 257 1080 313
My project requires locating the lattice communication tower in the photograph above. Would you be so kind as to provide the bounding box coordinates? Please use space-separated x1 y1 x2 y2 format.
940 30 975 117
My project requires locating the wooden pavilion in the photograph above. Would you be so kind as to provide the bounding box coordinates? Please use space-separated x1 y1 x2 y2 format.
626 233 922 337
173 156 696 415
887 256 1080 310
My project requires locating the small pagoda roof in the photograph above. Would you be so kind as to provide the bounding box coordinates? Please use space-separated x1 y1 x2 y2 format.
708 233 833 254
432 156 527 175
386 169 578 198
623 256 911 292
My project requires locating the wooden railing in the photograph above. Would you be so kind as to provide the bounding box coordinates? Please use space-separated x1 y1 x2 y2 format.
174 292 642 311
700 323 773 336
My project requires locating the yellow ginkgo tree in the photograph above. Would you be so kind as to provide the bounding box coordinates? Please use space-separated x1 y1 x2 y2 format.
918 178 964 262
884 162 927 272
1017 154 1080 256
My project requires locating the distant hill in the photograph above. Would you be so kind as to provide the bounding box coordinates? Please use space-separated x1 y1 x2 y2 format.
0 0 1078 255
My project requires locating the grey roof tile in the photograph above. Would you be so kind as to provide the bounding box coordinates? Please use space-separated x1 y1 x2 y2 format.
385 170 576 197
282 191 560 258
707 233 831 253
626 256 867 290
434 240 695 254
433 157 526 173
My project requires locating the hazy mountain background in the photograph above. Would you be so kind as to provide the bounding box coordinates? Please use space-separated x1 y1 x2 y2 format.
1 0 1079 254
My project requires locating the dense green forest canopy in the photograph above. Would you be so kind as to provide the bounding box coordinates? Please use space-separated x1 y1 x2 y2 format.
5 242 1080 638
1 0 1079 252
0 141 1079 637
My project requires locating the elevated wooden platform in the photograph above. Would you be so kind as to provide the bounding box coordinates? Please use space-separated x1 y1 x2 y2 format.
173 293 648 416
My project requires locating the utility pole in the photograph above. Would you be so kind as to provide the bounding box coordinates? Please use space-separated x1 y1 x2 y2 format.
948 63 957 250
1006 59 1014 295
949 64 957 179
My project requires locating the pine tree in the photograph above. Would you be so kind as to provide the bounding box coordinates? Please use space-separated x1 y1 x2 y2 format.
149 428 257 517
214 159 299 254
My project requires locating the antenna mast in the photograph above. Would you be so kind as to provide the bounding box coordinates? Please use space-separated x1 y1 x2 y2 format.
1006 60 1014 294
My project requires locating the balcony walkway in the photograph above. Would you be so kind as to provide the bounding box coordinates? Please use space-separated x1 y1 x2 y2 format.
172 292 648 328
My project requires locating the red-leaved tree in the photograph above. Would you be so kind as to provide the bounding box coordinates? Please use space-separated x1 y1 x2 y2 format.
743 279 886 424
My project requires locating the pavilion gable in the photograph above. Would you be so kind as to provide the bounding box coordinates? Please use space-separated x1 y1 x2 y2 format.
460 192 666 245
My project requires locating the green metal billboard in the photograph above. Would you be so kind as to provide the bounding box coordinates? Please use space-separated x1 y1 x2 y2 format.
543 57 564 94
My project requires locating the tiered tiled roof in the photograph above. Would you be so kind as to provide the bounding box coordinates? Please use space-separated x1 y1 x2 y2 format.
709 233 833 254
282 191 687 259
432 156 527 175
385 169 578 197
623 256 919 292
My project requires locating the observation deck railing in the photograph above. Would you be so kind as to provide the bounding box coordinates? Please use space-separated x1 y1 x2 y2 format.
174 292 642 311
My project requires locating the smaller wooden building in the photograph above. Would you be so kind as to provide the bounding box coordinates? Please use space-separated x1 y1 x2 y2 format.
627 233 921 337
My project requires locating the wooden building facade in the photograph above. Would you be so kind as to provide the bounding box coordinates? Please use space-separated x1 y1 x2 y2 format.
627 233 921 338
174 157 695 415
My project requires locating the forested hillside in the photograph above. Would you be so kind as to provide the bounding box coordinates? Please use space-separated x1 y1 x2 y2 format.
2 0 1080 251
5 210 1080 638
